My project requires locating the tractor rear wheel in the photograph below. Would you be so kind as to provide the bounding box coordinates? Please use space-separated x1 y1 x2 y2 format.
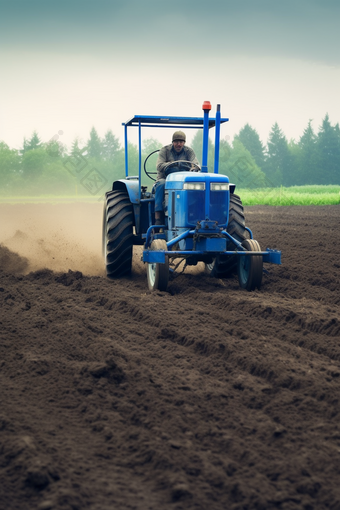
147 239 169 292
102 190 134 278
205 193 249 278
237 239 263 291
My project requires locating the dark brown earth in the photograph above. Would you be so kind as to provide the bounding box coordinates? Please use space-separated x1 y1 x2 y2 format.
1 203 340 510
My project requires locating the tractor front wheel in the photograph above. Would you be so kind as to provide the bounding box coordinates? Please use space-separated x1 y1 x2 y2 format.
237 239 263 291
147 239 169 292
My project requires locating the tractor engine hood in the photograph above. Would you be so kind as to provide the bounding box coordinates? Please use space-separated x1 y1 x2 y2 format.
165 171 230 190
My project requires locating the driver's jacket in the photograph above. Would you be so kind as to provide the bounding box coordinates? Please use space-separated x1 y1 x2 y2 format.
156 144 200 180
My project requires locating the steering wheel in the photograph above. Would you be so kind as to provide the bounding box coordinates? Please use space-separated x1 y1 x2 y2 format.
164 160 201 177
144 151 201 182
144 149 160 182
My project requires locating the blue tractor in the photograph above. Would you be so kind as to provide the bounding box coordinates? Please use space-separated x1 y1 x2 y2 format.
102 101 281 292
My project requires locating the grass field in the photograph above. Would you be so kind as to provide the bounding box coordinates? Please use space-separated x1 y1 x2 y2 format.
237 185 340 206
0 186 339 206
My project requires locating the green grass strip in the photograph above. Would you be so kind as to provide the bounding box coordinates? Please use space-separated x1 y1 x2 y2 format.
237 185 340 206
1 185 339 206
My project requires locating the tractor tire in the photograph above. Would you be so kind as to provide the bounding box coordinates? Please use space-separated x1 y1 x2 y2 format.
205 193 250 278
102 190 134 278
237 239 263 291
147 239 169 292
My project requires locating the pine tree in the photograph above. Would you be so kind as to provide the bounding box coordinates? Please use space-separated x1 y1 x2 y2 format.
21 131 42 154
317 114 340 184
298 120 318 184
86 127 102 160
234 124 266 170
220 139 266 188
266 123 291 186
287 139 303 186
102 130 120 161
70 137 85 156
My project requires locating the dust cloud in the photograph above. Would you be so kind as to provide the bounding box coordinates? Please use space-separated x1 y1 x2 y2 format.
0 202 207 277
0 203 105 276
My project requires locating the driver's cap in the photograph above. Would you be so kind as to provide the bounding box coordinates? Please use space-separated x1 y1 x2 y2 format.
172 130 186 142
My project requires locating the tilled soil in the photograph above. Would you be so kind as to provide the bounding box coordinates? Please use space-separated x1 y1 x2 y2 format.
0 203 340 510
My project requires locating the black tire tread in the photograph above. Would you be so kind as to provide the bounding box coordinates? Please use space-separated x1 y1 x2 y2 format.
147 239 169 292
238 239 263 291
103 190 134 278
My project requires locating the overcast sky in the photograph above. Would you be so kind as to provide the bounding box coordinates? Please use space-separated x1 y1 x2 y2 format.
0 0 339 151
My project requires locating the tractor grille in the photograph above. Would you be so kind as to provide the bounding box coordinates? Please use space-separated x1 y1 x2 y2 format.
186 189 228 226
210 190 228 226
187 190 205 225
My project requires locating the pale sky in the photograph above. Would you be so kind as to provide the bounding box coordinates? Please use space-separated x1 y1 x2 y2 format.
0 0 339 151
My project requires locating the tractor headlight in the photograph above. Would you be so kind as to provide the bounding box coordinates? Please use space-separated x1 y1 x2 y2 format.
183 182 205 191
210 183 229 191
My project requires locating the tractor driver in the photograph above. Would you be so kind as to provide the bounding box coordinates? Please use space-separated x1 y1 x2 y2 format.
154 130 200 225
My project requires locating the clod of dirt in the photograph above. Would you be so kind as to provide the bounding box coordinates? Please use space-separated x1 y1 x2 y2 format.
55 270 83 286
25 462 50 489
0 244 29 274
88 359 126 384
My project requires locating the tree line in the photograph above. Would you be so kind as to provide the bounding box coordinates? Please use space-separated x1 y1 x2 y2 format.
235 114 340 187
0 115 339 196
